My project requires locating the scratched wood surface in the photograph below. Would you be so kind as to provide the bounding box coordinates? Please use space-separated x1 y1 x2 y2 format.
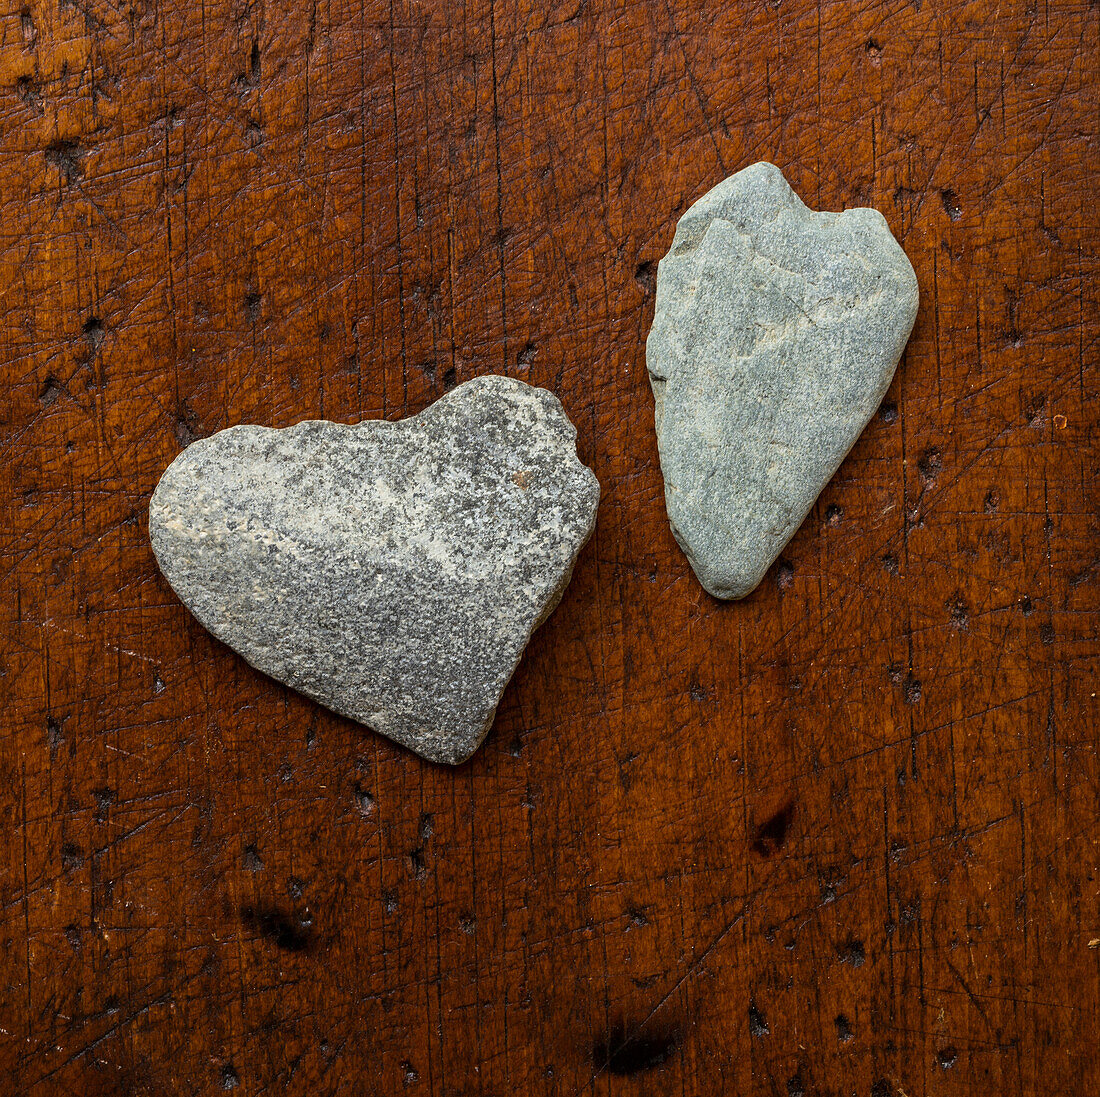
1 0 1097 1093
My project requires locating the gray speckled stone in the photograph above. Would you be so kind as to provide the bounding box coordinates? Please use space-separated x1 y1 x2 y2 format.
646 161 919 599
148 375 599 764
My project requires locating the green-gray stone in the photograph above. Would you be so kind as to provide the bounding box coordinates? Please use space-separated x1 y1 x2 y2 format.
647 162 919 599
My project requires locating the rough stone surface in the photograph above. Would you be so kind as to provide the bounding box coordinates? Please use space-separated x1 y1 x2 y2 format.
646 161 919 599
148 375 599 764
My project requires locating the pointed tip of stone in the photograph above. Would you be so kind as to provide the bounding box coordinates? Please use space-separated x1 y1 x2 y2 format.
697 573 761 602
671 523 765 601
411 722 491 767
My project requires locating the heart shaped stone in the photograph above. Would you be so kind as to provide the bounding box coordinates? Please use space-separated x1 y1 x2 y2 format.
148 376 599 764
646 162 919 599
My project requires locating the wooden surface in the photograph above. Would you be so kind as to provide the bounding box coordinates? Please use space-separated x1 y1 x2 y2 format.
1 0 1097 1093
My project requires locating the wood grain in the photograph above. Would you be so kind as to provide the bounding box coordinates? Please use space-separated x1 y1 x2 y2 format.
1 0 1097 1093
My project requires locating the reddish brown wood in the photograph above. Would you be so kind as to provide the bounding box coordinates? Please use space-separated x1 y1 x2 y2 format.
1 1 1097 1093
